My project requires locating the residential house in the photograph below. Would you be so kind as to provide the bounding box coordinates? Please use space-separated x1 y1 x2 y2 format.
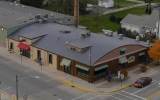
98 0 114 8
120 10 160 38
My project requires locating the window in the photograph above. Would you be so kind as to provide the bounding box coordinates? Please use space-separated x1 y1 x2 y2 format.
10 42 13 50
95 65 108 78
120 48 126 55
76 64 89 78
77 68 89 78
37 50 41 60
48 54 52 64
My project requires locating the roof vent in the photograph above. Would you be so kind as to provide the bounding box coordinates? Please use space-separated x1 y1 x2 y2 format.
81 31 91 38
102 29 113 37
136 35 140 41
118 34 124 40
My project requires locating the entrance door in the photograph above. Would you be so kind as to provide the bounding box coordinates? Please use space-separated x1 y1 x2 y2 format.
37 50 41 60
139 55 146 63
21 49 30 58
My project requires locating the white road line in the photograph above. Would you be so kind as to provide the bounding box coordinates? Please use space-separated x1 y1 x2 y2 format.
116 93 137 100
122 90 146 100
133 80 158 94
71 93 90 100
110 95 123 100
86 95 99 100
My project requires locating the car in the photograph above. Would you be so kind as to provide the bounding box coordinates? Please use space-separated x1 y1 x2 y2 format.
133 77 152 88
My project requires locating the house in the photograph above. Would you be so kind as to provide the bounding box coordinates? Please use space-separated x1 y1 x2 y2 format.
120 10 160 38
0 1 73 46
8 20 149 82
98 0 114 8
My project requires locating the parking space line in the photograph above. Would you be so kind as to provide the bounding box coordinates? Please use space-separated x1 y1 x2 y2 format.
122 91 146 100
133 80 158 94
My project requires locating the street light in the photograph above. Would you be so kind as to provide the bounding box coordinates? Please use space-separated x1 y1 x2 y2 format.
20 50 23 64
16 75 19 100
15 75 39 100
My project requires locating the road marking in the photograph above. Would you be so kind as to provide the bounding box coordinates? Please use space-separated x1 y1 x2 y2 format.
71 93 90 100
122 91 146 100
110 95 123 100
133 80 158 94
116 93 136 100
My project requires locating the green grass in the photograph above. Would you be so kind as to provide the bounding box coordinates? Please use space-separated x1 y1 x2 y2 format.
80 7 146 32
114 0 138 8
139 0 160 3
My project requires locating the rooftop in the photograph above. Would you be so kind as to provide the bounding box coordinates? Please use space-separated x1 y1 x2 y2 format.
0 1 73 28
10 22 148 66
120 10 159 28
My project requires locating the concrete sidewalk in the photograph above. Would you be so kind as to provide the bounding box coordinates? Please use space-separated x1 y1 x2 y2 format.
0 46 158 94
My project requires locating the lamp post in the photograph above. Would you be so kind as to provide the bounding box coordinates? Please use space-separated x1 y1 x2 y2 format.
15 75 38 100
20 50 23 64
16 75 19 100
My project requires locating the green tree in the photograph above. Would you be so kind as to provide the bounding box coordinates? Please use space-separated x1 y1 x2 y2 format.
145 0 152 14
20 0 44 8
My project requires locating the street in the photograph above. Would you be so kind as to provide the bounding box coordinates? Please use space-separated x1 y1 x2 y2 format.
0 55 85 100
0 53 160 100
72 71 160 100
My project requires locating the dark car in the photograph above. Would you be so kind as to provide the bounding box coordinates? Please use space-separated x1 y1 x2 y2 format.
133 77 152 88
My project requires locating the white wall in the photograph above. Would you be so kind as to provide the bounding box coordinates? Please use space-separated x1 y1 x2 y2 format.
98 0 114 8
121 23 141 33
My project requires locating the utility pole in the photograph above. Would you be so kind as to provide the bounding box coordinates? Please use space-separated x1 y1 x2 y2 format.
158 10 160 39
73 0 79 27
16 75 19 100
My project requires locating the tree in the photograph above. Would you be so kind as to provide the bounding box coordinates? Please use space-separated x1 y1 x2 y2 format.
148 40 160 63
20 0 44 8
145 0 152 14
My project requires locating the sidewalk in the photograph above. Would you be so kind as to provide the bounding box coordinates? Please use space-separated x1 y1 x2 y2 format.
0 46 158 94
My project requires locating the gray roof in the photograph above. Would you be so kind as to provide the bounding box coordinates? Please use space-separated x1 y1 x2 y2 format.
120 10 159 28
10 22 148 66
0 1 72 28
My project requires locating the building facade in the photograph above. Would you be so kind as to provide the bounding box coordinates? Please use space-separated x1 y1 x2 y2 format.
7 21 149 82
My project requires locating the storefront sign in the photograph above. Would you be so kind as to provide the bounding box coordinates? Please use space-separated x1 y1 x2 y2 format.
139 52 145 56
119 56 127 64
128 56 135 63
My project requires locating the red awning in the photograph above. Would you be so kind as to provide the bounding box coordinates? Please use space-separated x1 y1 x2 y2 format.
17 42 30 51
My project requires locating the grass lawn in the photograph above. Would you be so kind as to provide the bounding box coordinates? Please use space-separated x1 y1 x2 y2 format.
80 7 146 32
139 0 160 3
114 0 138 8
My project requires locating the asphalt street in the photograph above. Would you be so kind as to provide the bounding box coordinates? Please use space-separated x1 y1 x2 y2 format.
0 55 85 100
72 71 160 100
0 54 160 100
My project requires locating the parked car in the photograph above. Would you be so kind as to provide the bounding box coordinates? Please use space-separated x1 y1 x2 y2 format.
133 77 152 88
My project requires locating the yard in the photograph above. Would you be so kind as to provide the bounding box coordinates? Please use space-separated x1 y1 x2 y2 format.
80 7 146 32
114 0 139 8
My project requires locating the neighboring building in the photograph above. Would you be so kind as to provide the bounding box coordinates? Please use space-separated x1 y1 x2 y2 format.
98 0 114 8
120 10 160 38
8 21 149 82
0 1 73 46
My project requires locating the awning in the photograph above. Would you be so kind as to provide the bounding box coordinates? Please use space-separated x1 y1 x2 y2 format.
17 42 30 51
76 64 89 71
60 58 71 66
95 65 108 71
139 52 145 56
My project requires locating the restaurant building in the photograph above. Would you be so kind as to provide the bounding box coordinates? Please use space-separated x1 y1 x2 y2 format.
7 21 149 82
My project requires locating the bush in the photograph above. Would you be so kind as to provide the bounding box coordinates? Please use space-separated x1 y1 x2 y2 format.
109 15 116 22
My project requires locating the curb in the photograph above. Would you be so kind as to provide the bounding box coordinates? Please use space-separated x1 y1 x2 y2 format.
62 79 131 94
